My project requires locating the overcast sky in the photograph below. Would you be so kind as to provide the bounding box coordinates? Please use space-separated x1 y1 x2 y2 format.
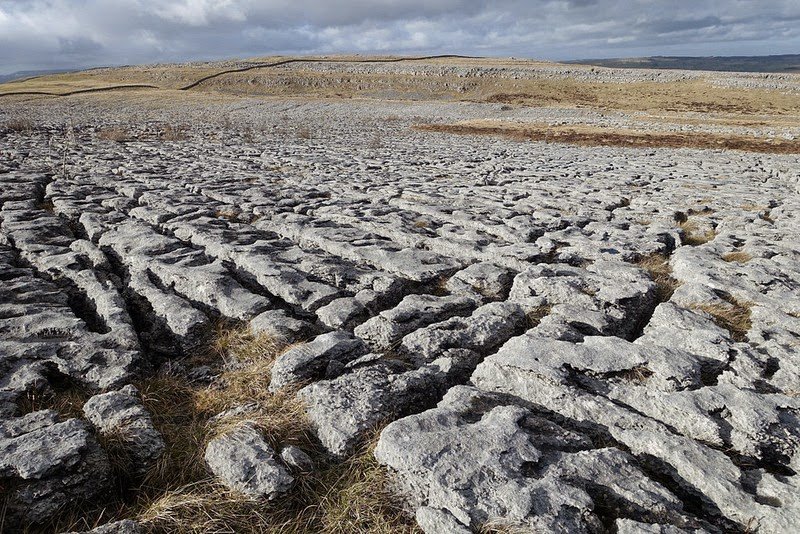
2 0 799 74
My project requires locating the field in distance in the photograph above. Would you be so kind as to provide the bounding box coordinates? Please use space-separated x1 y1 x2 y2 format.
2 54 799 152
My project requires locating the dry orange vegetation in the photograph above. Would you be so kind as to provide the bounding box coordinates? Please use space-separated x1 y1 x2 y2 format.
417 121 800 154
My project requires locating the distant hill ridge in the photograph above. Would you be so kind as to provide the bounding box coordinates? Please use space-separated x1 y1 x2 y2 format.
0 68 77 84
4 54 799 83
568 54 800 73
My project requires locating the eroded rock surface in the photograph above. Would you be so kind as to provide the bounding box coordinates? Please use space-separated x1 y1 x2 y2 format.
83 384 165 476
1 80 799 531
204 423 294 500
0 410 112 527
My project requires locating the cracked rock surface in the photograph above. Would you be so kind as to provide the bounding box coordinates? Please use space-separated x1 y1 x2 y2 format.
204 423 294 500
1 78 799 532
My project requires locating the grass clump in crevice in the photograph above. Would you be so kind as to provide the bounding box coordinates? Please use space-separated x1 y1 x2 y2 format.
620 365 655 384
526 305 552 329
214 209 241 222
159 124 188 141
635 253 681 303
15 372 91 419
98 127 130 143
690 294 753 342
97 428 141 498
722 250 753 263
678 218 717 246
5 118 35 133
36 199 55 213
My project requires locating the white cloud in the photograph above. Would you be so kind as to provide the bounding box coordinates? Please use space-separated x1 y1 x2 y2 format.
154 0 246 26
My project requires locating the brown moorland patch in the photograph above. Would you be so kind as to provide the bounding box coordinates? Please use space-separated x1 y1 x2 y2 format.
416 122 800 155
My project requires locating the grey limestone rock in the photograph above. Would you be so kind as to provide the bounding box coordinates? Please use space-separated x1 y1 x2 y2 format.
471 331 800 533
269 330 366 392
445 261 514 300
3 70 800 531
82 384 165 476
353 293 479 350
415 506 472 534
0 411 112 528
399 301 527 364
376 386 691 533
509 260 656 339
299 357 461 457
315 296 368 330
280 445 314 471
615 519 708 534
205 423 294 500
249 309 313 342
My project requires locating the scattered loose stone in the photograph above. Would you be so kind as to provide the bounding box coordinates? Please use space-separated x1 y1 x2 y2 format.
280 445 314 471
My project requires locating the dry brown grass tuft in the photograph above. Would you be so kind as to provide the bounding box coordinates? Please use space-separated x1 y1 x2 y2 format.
368 133 384 149
636 253 681 302
430 275 452 297
417 121 800 155
739 203 766 212
98 127 130 142
214 209 240 222
678 219 717 246
4 117 35 132
16 382 90 419
36 199 55 213
140 438 418 534
580 285 598 297
97 428 139 492
722 251 753 263
160 124 188 141
207 322 285 365
691 294 753 342
621 365 655 384
526 305 552 329
687 207 715 216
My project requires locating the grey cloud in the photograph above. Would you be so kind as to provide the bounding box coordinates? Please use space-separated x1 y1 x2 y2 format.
642 16 722 34
1 0 799 74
